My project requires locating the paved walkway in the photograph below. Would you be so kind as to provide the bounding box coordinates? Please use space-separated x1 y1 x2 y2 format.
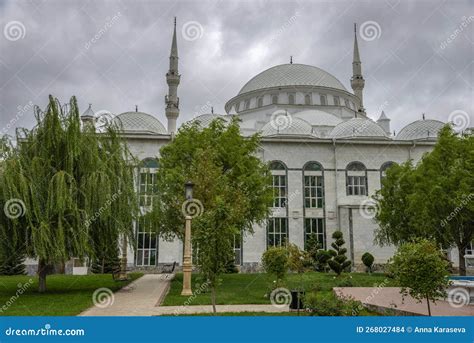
334 287 474 316
80 274 287 316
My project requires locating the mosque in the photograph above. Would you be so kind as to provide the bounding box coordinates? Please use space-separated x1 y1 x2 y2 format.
74 19 467 274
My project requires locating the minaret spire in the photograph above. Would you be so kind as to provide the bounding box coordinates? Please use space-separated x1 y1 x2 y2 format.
166 17 180 134
351 23 365 114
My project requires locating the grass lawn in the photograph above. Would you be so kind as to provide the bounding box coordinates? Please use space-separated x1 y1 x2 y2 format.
0 273 142 316
162 272 394 306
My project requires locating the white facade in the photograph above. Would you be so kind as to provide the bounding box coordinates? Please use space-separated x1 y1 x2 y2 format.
73 20 463 274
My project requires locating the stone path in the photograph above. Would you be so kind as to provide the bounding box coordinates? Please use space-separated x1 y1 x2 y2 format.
334 287 474 316
80 274 287 316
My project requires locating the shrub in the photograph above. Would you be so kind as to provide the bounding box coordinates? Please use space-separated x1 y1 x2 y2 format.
315 249 333 272
287 243 308 274
328 230 351 275
361 252 375 273
262 246 289 282
305 293 362 316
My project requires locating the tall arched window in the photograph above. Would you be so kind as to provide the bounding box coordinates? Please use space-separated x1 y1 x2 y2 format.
333 96 340 106
288 93 295 105
380 161 396 186
346 161 367 196
137 158 159 266
257 97 263 108
303 162 324 208
272 94 278 104
267 161 288 248
320 94 327 105
305 94 312 105
244 99 250 110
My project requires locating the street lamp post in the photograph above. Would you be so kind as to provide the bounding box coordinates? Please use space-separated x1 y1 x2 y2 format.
181 181 194 296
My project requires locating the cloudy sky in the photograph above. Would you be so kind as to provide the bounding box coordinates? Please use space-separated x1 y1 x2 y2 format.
0 0 472 136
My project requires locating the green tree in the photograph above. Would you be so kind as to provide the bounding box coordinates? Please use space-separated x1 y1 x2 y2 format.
328 230 351 276
0 96 138 292
262 246 289 283
361 252 374 273
149 117 272 312
375 126 474 275
389 239 450 316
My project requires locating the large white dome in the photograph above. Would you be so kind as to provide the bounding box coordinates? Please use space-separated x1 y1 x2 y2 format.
113 111 167 134
396 119 444 140
238 64 348 95
330 118 388 139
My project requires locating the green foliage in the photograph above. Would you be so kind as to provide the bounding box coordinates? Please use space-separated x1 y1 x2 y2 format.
361 252 375 272
389 239 450 315
374 126 474 275
262 246 289 282
305 292 362 316
287 243 308 274
90 244 121 274
0 96 138 291
305 233 332 272
327 230 351 275
315 250 333 272
148 117 273 310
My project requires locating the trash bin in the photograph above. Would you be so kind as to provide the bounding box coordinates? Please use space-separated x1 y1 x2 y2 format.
290 290 305 310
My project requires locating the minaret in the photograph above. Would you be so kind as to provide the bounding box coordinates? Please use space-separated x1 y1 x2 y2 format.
165 17 180 134
351 23 365 114
377 111 391 135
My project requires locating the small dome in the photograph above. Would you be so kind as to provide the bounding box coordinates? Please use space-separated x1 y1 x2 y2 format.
113 111 167 134
396 119 445 140
81 104 95 118
293 109 343 127
261 117 313 137
187 113 231 128
238 64 348 95
329 118 388 139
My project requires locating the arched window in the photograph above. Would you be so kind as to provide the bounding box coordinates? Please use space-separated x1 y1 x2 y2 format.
344 99 350 108
235 103 240 112
320 94 327 106
272 94 278 104
305 94 312 105
346 161 367 196
288 93 295 105
380 161 396 185
267 161 288 248
136 216 157 266
333 96 340 106
244 99 250 110
303 162 324 208
257 97 263 108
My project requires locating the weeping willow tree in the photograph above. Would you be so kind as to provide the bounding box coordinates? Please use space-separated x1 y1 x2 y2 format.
0 95 138 292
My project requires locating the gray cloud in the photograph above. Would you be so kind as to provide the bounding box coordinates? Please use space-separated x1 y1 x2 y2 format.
1 0 472 136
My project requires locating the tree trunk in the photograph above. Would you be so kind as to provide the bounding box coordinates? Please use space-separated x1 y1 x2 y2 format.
211 286 217 314
426 296 431 316
37 259 48 293
458 248 466 276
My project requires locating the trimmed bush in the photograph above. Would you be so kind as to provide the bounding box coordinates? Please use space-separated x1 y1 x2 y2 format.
262 246 289 282
361 252 375 273
328 230 351 276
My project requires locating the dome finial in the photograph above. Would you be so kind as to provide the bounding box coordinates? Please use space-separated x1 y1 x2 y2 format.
290 56 293 64
211 106 214 114
135 105 138 112
422 113 425 120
